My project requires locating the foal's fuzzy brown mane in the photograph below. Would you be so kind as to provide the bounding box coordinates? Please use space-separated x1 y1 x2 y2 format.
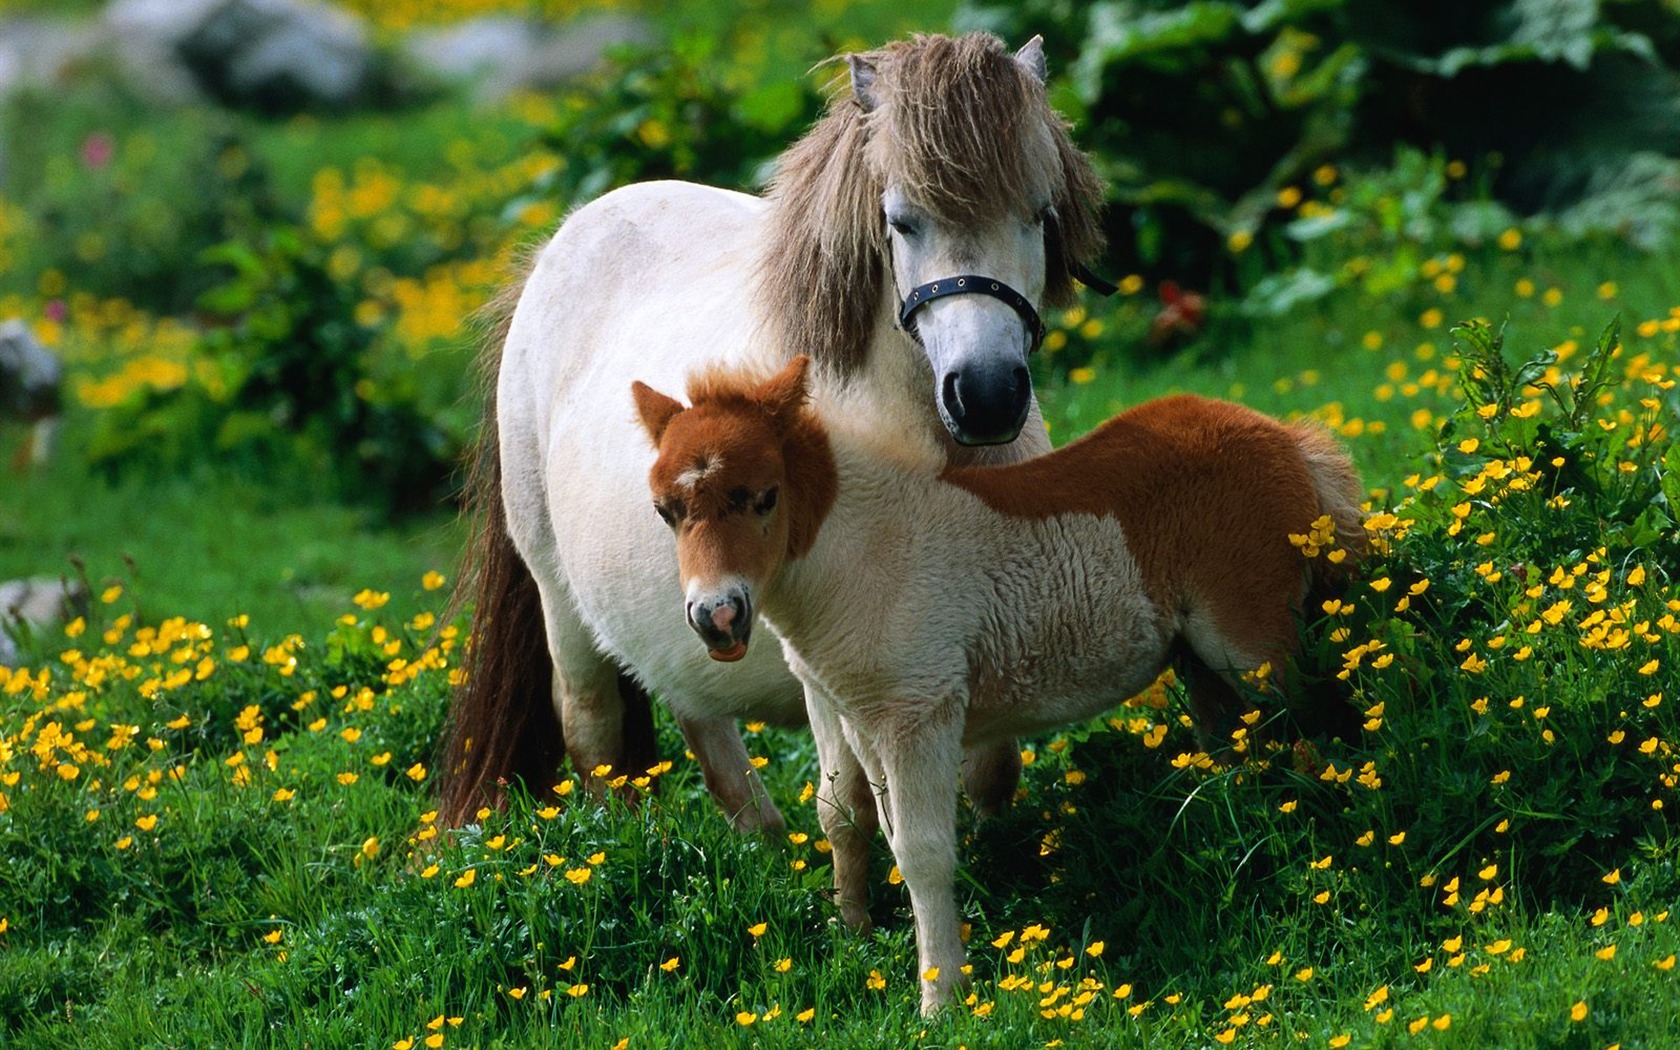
757 32 1106 377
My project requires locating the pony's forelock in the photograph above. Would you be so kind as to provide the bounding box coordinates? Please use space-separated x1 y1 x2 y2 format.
863 34 1057 227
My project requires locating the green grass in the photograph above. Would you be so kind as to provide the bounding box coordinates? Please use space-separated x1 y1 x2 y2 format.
0 420 461 639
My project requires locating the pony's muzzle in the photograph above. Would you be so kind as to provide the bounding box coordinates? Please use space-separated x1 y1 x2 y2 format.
940 363 1031 446
687 589 753 662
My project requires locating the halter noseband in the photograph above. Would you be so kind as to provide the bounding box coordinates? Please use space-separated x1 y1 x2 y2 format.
897 275 1047 354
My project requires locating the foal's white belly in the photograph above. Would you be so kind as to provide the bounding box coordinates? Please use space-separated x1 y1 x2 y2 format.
962 515 1171 742
786 504 1171 743
501 181 805 723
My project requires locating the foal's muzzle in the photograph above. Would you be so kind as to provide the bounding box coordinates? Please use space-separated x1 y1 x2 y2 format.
687 589 753 662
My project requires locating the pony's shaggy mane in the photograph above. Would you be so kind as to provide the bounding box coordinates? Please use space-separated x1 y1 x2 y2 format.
758 32 1106 377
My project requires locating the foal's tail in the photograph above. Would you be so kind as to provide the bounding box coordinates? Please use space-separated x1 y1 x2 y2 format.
435 403 568 826
1290 420 1369 585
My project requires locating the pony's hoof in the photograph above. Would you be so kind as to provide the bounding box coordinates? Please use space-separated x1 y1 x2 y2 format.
839 903 873 935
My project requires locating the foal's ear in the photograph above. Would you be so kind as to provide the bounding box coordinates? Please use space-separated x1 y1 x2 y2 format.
847 54 880 112
631 381 685 445
756 355 812 428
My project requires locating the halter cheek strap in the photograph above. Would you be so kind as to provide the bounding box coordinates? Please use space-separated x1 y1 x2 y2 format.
898 275 1047 354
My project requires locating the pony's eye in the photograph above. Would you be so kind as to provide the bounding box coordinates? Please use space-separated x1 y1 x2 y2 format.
887 216 918 237
655 501 681 527
1035 205 1054 228
755 487 779 515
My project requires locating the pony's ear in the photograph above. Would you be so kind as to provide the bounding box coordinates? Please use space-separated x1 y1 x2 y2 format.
631 381 685 445
756 356 812 427
1015 35 1048 84
847 54 880 112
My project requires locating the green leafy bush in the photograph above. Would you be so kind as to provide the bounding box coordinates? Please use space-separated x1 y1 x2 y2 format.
958 0 1680 281
0 75 258 312
85 226 465 513
528 34 822 206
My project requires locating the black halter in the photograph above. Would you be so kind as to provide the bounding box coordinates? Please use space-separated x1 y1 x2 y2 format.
897 275 1047 354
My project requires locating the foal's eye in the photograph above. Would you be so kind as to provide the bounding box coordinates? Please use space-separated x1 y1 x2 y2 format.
655 500 682 527
755 487 779 515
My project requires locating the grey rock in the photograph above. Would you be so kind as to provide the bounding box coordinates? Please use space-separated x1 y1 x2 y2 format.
403 14 652 102
106 0 375 111
0 319 60 424
0 577 87 667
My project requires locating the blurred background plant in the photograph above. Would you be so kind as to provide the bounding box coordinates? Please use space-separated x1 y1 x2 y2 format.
5 0 1676 516
957 0 1680 279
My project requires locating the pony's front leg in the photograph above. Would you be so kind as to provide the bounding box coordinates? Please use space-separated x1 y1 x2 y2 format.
675 713 786 835
864 708 967 1016
806 689 877 932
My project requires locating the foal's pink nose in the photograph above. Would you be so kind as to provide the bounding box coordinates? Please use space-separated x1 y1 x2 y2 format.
710 604 736 632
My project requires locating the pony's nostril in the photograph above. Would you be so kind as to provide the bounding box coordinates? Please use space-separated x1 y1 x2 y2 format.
941 371 963 417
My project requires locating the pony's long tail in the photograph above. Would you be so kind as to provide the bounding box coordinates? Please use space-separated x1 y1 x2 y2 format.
436 408 566 826
435 275 660 827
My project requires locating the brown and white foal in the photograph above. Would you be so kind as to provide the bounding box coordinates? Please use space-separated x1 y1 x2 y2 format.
634 356 1365 1015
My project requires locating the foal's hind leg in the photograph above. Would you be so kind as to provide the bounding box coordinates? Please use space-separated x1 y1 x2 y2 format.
1179 588 1304 749
1174 643 1250 749
961 739 1022 819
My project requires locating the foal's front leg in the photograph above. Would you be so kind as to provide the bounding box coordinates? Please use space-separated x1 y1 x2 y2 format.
858 706 968 1016
806 688 878 931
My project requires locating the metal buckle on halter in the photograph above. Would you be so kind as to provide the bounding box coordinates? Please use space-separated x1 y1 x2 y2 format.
896 274 1047 354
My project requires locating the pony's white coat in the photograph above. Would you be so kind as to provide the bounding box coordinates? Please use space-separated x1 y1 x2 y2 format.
499 183 804 825
496 180 1049 829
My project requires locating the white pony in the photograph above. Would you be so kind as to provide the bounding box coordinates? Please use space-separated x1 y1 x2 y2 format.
438 33 1107 831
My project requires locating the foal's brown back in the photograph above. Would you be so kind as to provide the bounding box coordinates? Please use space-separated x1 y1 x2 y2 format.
944 394 1364 721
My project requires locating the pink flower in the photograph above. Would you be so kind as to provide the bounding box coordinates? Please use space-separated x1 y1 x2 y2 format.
80 132 114 170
